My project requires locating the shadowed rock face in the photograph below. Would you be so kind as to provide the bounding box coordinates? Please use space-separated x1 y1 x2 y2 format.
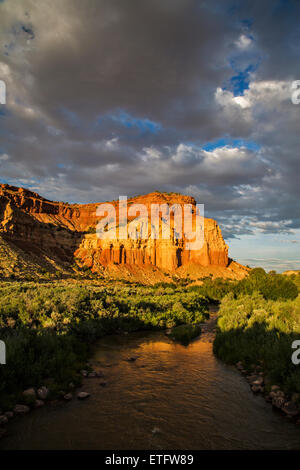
0 184 229 275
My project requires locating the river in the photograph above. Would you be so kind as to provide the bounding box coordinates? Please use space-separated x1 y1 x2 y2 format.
1 311 300 450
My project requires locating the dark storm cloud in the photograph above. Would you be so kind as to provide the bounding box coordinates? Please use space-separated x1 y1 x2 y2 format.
10 0 237 130
0 0 300 241
231 0 300 80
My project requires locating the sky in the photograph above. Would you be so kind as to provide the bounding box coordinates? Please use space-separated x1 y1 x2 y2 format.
0 0 300 272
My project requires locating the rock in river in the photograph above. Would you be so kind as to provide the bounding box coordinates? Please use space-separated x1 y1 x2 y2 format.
272 396 285 409
23 388 36 400
37 386 49 400
34 400 45 408
14 404 30 415
77 392 90 400
0 415 8 425
88 371 97 378
64 393 73 401
282 401 300 417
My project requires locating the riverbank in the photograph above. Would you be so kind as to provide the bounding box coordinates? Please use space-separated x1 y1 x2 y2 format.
214 292 300 422
234 361 300 420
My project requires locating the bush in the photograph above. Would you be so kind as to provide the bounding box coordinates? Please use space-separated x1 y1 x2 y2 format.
213 292 300 394
189 269 298 302
235 268 298 300
170 324 201 345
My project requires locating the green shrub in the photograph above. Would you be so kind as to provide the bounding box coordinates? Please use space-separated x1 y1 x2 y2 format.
235 268 298 300
213 292 300 393
189 269 298 302
170 324 201 345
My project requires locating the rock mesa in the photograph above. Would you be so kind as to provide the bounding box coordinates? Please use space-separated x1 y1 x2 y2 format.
0 184 243 281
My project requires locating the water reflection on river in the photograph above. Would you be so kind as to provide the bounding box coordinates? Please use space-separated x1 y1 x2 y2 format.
1 330 300 450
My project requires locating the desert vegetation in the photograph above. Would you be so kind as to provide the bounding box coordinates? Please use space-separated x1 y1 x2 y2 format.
1 267 300 417
212 270 300 410
189 268 298 302
214 292 300 389
0 281 209 410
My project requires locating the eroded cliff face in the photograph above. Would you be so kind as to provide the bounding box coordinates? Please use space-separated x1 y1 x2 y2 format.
0 184 229 277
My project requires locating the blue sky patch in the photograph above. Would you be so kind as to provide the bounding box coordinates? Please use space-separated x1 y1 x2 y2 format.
202 137 261 152
224 63 258 96
108 111 161 135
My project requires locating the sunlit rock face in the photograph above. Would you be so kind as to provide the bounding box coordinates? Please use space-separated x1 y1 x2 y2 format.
0 184 229 275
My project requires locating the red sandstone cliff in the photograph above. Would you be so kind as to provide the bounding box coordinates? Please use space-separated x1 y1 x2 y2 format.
0 184 245 281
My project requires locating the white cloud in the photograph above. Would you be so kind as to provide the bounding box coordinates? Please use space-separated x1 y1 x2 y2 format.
247 80 292 105
249 219 294 233
93 137 120 152
171 144 200 165
141 147 163 161
202 146 248 162
105 137 119 150
232 95 251 109
215 80 292 111
235 34 252 50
